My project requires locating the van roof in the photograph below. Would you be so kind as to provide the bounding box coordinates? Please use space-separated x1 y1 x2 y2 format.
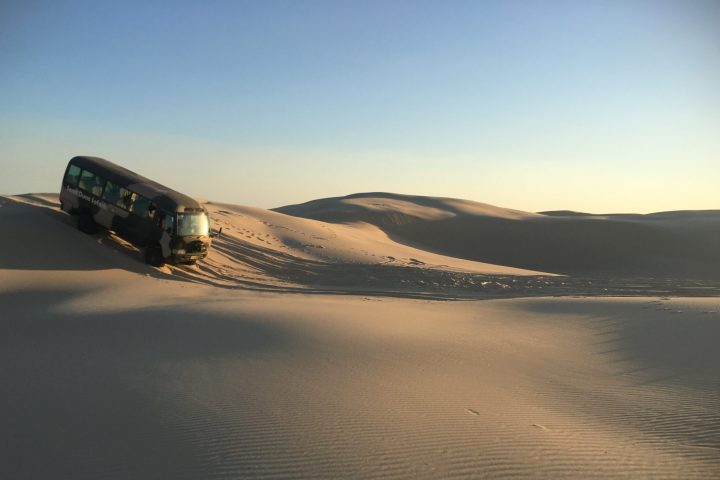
69 156 205 213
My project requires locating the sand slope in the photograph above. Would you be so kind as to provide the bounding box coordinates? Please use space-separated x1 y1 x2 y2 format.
277 193 720 280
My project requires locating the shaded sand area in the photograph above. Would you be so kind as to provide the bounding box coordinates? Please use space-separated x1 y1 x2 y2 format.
1 193 719 478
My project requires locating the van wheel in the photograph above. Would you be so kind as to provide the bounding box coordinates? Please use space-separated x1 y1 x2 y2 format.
77 213 98 234
145 245 165 267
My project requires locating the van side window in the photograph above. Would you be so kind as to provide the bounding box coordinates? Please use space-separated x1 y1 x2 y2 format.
78 170 105 197
130 195 155 219
158 212 174 232
102 181 122 206
118 188 136 210
65 164 81 186
77 170 94 192
93 176 106 197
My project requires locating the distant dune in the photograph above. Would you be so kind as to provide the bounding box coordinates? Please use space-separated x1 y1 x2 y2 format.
277 192 720 280
539 210 593 216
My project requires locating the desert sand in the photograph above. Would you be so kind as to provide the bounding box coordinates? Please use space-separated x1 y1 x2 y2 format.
1 193 719 479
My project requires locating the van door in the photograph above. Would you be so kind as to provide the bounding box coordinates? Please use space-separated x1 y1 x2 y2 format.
124 195 158 247
102 183 132 238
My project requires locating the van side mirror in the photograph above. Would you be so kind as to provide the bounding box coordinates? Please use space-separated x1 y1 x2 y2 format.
211 226 222 238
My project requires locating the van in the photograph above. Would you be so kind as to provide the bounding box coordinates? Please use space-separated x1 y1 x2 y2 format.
59 156 218 266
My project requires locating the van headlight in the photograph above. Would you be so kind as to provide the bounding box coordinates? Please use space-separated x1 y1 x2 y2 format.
173 249 186 254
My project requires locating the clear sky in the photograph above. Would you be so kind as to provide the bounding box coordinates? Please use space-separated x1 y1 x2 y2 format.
1 0 718 213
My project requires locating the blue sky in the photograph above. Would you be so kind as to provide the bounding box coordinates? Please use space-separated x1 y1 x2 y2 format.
1 0 718 212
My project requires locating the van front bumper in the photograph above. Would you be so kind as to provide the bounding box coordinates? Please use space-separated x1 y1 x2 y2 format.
171 249 208 263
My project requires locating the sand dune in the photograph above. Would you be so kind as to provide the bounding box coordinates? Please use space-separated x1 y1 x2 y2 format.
6 193 718 298
1 192 719 478
277 192 720 280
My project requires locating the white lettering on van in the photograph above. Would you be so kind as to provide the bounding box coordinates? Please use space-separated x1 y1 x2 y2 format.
65 186 110 211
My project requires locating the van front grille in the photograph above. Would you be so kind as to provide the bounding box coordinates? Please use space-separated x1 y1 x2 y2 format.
186 240 207 253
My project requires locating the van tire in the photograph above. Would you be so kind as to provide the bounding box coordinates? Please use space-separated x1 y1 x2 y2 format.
145 244 165 267
77 213 98 234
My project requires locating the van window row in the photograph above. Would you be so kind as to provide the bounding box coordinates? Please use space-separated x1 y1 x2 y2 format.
65 164 156 219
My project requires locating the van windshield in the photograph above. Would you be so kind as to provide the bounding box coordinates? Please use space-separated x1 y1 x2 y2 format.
177 212 209 237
